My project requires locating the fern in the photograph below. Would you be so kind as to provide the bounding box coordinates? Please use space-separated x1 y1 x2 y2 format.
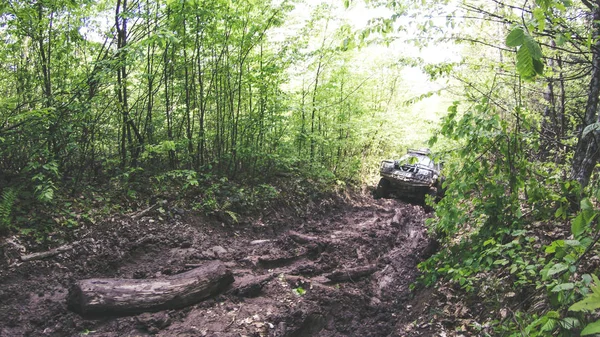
224 210 239 224
0 188 17 232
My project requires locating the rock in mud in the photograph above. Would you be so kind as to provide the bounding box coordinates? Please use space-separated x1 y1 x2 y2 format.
203 245 228 258
136 312 172 334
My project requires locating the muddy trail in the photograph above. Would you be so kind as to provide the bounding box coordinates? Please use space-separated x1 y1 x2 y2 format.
0 194 436 337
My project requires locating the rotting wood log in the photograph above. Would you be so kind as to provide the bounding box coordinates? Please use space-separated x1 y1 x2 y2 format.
324 265 377 282
67 260 233 316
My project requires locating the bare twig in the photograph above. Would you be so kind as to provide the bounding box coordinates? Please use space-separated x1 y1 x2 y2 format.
20 241 84 262
130 202 160 219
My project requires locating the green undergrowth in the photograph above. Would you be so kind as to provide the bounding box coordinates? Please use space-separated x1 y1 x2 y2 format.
419 213 600 336
0 159 348 247
417 100 600 336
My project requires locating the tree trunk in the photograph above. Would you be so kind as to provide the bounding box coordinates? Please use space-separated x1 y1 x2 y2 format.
571 5 600 189
310 60 321 162
163 11 175 169
182 2 194 166
67 261 233 316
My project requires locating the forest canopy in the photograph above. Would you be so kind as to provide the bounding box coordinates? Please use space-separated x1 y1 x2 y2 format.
0 0 442 192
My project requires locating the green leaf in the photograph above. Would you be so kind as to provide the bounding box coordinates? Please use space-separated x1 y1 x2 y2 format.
533 58 545 75
570 281 600 312
545 240 564 254
547 263 568 277
581 320 600 335
516 208 523 218
494 259 509 266
506 27 525 47
555 206 564 219
564 239 582 247
560 317 580 329
516 45 535 79
559 317 581 330
513 33 544 79
292 287 306 296
541 318 557 332
551 283 575 292
535 0 551 9
581 198 594 210
572 213 586 238
524 34 543 59
582 123 600 139
533 8 546 32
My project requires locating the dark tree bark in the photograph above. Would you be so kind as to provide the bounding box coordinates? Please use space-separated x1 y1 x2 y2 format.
182 1 194 166
540 55 557 159
67 261 233 316
571 2 600 189
116 0 129 168
37 3 53 108
163 8 176 169
310 60 322 162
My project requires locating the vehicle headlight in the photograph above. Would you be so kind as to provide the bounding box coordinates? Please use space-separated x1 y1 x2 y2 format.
380 161 395 172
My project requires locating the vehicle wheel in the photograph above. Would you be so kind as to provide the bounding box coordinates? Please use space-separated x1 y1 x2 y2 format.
374 178 391 199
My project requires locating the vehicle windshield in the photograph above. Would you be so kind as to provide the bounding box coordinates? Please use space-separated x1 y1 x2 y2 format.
398 154 432 167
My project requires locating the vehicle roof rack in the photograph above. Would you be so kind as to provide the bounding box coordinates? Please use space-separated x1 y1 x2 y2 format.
407 148 431 155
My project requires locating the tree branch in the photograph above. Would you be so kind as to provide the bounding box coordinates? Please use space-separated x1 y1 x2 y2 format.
581 0 594 10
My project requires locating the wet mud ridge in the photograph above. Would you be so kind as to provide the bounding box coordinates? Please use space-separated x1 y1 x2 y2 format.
0 196 433 337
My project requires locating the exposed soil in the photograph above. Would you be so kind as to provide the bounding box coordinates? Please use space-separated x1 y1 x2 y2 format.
0 193 438 337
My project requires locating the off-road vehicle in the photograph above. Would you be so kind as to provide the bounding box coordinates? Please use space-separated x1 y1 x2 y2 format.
374 148 444 201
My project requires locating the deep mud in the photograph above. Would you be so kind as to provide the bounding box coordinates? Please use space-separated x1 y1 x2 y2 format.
0 194 436 337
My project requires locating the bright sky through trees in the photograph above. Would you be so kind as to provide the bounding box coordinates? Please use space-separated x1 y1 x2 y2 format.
270 0 460 158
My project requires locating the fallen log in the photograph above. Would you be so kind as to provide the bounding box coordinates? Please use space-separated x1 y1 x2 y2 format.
67 260 234 316
324 265 377 282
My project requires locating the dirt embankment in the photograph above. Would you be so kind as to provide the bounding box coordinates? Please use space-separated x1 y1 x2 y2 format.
0 194 436 337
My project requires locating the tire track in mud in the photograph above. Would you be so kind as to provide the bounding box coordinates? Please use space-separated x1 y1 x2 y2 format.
0 196 433 337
